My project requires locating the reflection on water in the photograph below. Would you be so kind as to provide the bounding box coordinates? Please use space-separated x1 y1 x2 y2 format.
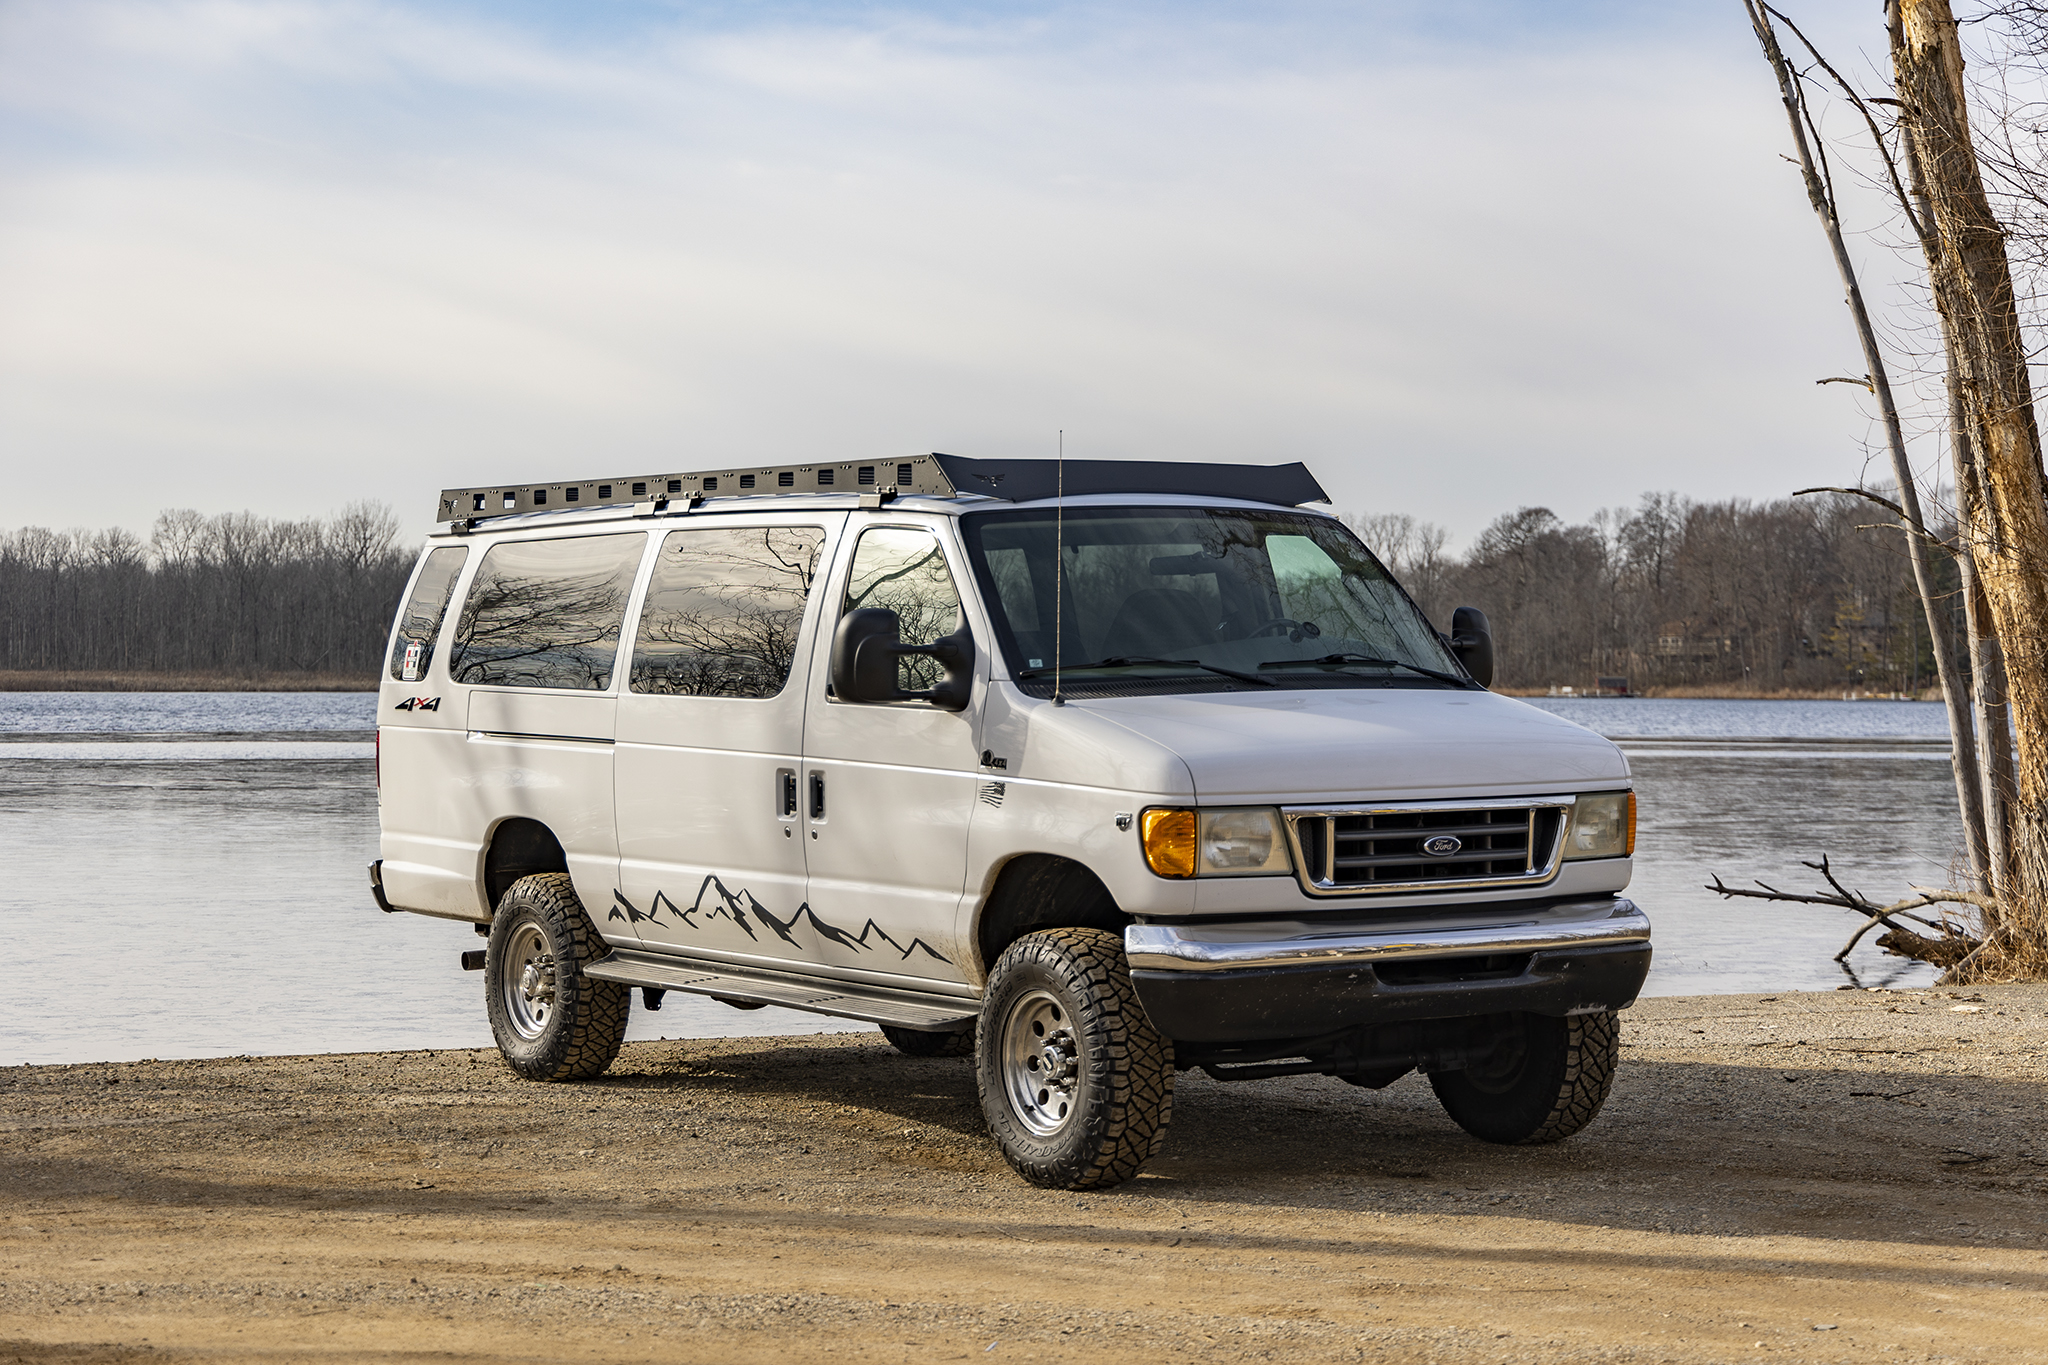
1625 749 1953 995
0 694 857 1066
0 691 375 735
1526 697 1957 996
0 694 1966 1064
1522 695 1954 740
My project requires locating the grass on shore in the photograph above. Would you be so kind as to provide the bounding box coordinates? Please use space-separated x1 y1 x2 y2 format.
0 670 377 693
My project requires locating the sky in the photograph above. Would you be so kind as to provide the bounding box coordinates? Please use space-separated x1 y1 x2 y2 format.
0 0 1957 546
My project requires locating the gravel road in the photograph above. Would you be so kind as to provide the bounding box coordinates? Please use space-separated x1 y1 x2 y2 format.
4 987 2046 1363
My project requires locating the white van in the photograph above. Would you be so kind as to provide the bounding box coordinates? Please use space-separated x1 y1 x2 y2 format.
371 455 1650 1190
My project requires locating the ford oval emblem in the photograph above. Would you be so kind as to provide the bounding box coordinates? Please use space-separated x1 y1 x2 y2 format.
1422 835 1463 857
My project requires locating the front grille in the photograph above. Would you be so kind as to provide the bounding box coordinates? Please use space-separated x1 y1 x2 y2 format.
1287 802 1567 896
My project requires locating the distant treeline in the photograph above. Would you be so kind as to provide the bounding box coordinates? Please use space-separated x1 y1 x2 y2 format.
0 504 412 679
0 489 1948 693
1355 489 1951 693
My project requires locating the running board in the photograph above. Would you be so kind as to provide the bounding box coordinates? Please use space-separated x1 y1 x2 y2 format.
582 949 979 1031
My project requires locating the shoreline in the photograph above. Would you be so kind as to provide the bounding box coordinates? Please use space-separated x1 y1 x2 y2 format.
5 986 2044 1363
0 670 377 692
1498 685 1944 701
0 670 1940 701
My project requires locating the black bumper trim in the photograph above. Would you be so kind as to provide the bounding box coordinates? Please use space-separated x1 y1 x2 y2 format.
1131 941 1652 1044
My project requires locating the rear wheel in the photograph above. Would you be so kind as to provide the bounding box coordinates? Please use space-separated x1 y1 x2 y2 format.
882 1023 975 1057
975 928 1173 1189
485 873 629 1082
1428 1011 1619 1144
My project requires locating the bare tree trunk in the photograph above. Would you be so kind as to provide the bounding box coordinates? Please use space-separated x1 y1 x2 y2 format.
1946 370 2018 895
1745 0 1992 889
1964 545 2016 883
1894 0 2048 968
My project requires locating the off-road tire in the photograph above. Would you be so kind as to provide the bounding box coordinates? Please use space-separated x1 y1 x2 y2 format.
1428 1010 1619 1145
975 927 1174 1189
882 1023 975 1057
485 873 629 1082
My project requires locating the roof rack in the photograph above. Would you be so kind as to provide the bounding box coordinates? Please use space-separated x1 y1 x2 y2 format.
437 453 1326 524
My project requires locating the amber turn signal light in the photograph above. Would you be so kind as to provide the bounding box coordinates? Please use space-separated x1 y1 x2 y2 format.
1140 808 1198 878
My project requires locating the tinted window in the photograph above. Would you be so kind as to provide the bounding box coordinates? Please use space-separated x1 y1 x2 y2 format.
843 527 962 692
629 526 826 698
449 533 644 690
387 546 468 682
960 508 1459 693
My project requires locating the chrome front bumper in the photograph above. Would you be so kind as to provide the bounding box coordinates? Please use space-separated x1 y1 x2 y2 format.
1125 896 1651 974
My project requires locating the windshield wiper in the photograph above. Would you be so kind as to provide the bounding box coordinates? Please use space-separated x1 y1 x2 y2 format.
1017 656 1275 687
1257 653 1473 688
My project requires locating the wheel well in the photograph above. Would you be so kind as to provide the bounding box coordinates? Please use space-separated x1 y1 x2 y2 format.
974 855 1127 976
482 818 567 913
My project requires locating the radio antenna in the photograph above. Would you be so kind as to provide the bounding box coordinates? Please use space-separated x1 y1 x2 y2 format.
1052 430 1065 706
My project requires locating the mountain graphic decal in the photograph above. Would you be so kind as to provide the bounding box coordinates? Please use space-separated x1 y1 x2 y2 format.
611 889 701 927
751 898 806 947
805 911 951 964
616 875 951 966
610 889 657 925
686 874 765 940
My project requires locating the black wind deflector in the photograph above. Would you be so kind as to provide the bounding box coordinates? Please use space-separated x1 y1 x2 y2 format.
930 455 1329 507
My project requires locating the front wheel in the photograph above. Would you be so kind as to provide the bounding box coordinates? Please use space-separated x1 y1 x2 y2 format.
975 928 1174 1189
485 873 629 1082
1429 1010 1619 1144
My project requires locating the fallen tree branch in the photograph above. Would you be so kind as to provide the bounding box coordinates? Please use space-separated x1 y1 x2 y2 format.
1706 854 1994 970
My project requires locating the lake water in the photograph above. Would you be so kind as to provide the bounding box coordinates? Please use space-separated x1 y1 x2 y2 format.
0 693 1962 1065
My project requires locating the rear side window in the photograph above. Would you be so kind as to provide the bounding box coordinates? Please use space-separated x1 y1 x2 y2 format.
630 526 826 698
449 533 644 691
388 546 469 682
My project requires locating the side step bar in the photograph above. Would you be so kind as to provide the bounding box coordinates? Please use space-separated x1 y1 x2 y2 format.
582 949 979 1031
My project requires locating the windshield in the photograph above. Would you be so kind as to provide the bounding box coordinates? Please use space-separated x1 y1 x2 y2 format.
960 507 1466 695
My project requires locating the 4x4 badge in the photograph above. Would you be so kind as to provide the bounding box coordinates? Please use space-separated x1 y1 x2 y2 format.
1422 835 1462 857
393 696 441 712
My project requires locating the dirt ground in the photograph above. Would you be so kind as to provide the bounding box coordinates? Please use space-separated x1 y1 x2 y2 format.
4 987 2046 1364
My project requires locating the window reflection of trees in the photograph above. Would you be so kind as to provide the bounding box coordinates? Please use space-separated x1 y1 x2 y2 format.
1268 534 1440 662
844 529 961 691
450 534 642 691
387 546 468 681
631 528 824 698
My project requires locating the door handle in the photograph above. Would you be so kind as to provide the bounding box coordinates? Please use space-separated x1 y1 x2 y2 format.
809 771 827 821
777 768 797 818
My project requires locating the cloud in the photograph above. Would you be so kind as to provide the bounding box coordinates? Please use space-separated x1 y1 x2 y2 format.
0 0 1917 542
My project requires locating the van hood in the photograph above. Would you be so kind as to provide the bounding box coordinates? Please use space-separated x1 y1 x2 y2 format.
1071 688 1627 803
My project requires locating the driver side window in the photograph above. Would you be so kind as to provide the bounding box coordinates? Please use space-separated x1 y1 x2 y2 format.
843 527 961 692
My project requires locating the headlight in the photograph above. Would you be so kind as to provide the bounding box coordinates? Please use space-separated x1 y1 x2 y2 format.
1141 807 1293 878
1564 791 1636 860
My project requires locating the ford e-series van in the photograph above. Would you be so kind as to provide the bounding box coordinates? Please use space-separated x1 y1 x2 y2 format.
371 455 1650 1189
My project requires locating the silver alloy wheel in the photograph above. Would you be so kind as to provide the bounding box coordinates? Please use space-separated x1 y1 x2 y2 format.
1000 987 1081 1137
502 921 556 1040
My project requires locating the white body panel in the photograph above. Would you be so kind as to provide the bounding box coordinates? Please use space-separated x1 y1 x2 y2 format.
463 693 620 922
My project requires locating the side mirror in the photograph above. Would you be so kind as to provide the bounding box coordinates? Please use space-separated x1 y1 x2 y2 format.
1450 606 1494 688
830 608 976 712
